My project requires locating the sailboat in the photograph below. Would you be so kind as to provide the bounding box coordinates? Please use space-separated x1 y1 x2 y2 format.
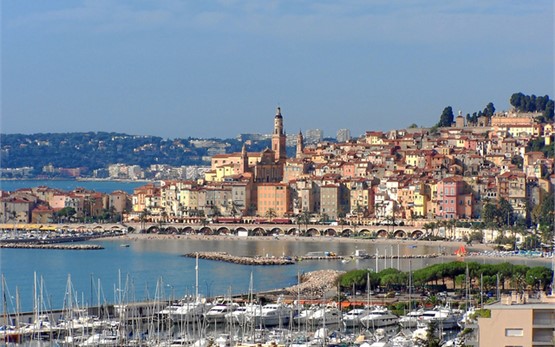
454 245 467 257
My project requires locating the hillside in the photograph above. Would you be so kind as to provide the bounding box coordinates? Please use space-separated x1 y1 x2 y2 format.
0 132 273 173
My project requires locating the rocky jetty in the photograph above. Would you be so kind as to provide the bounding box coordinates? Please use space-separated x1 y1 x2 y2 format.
184 251 295 265
0 243 104 250
284 269 344 298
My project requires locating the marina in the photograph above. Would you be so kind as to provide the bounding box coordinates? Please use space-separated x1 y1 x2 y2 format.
0 268 471 347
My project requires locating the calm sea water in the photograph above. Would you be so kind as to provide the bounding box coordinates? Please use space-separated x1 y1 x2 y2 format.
0 237 549 313
0 179 145 194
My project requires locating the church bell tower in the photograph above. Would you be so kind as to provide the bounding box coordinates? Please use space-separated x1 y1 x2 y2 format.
272 107 287 163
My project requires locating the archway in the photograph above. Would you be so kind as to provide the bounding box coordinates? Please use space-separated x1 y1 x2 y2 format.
341 228 353 237
199 226 213 235
182 226 195 234
286 227 299 235
270 227 284 235
146 226 160 234
393 230 407 238
376 229 388 238
252 227 266 236
411 230 424 239
235 227 248 236
217 227 230 235
359 229 371 236
323 228 336 237
306 228 320 237
165 226 178 234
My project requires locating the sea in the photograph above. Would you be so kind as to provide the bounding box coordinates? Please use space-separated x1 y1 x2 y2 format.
0 180 551 314
0 179 145 194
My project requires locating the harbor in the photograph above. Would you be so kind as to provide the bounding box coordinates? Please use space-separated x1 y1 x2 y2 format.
0 267 473 347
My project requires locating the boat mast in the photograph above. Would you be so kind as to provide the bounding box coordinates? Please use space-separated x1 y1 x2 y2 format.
15 286 20 330
195 253 199 300
2 274 7 327
408 260 412 312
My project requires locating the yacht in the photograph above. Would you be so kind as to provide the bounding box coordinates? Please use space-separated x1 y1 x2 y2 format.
225 303 259 326
307 306 342 325
248 303 292 327
342 308 371 327
159 298 210 323
293 306 318 325
79 330 121 346
204 302 239 324
417 306 460 329
359 307 399 328
398 309 424 328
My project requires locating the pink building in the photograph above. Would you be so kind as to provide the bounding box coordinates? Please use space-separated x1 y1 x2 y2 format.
437 176 469 219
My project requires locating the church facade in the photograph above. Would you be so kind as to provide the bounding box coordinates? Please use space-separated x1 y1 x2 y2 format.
205 107 288 184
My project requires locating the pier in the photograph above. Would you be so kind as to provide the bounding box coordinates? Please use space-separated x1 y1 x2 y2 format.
184 251 295 265
185 251 440 265
0 243 104 250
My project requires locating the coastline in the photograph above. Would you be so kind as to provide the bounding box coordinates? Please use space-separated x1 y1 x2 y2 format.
102 233 554 264
108 232 491 250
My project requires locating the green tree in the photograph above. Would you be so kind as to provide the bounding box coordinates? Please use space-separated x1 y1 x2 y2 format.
525 267 553 291
483 102 495 117
482 198 514 228
56 207 77 222
265 208 277 221
437 106 454 127
543 99 554 120
510 92 525 110
534 193 554 241
379 268 407 289
338 270 370 291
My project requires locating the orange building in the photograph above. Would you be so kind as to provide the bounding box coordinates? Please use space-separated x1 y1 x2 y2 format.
256 183 290 218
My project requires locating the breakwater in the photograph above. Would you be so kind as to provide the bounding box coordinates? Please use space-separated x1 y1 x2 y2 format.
185 251 440 265
0 243 104 250
184 251 295 265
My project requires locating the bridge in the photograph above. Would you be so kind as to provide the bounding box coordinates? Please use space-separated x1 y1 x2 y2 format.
129 222 427 239
0 222 428 239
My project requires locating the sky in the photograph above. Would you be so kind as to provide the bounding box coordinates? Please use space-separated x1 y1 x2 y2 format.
1 1 553 139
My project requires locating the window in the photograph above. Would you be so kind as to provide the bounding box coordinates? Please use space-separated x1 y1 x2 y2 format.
505 328 523 337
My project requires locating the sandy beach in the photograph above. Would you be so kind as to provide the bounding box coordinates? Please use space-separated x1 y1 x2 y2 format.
109 232 490 250
101 233 554 265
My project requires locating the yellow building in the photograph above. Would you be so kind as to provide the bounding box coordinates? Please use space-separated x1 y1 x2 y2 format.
413 186 428 218
364 131 385 145
178 186 200 212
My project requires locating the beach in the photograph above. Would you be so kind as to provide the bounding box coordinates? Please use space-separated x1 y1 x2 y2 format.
104 232 553 264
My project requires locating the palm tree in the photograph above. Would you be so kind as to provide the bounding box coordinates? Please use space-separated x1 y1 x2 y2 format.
160 210 168 229
139 208 150 233
297 209 311 235
265 208 277 222
447 219 456 239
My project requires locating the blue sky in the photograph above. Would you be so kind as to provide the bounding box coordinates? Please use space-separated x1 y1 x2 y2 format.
2 1 553 139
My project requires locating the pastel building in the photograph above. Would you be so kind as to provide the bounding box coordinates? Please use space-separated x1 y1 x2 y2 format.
478 292 555 347
257 183 290 218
